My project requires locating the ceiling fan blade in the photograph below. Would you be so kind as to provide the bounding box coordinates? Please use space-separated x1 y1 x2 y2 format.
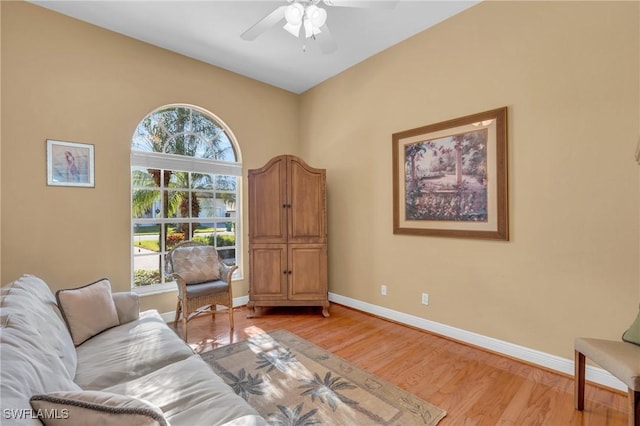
315 25 338 54
323 0 398 9
241 5 287 41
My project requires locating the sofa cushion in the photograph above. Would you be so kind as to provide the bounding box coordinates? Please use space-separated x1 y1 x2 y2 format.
171 245 220 284
30 390 168 426
74 310 195 390
101 355 267 426
112 292 140 325
622 304 640 346
1 275 81 425
180 280 229 299
56 279 120 346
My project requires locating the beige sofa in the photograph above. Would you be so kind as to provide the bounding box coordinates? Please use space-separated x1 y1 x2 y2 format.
0 275 266 425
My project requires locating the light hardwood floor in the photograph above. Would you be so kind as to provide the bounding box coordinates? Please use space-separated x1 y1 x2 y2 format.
173 304 628 425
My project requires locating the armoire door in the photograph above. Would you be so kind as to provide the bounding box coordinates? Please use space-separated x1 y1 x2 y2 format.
248 156 287 244
287 244 327 301
287 156 326 244
249 244 287 300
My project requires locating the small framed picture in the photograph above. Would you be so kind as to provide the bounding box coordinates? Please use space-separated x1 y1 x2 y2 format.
46 139 95 187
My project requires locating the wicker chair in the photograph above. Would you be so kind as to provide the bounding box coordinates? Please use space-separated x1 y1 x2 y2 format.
166 241 237 340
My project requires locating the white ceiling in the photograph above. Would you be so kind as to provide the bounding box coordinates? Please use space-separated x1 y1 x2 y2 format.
29 0 480 94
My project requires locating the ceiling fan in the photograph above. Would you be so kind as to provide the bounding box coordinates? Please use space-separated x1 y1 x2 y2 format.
240 0 397 54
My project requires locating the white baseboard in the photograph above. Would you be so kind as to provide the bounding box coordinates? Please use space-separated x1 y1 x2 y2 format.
160 292 625 392
235 295 249 307
328 292 627 393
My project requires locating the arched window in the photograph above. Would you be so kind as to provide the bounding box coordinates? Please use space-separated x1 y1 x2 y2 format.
131 105 241 291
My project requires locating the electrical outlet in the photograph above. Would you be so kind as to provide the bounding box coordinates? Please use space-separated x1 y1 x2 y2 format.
381 285 387 296
421 293 429 305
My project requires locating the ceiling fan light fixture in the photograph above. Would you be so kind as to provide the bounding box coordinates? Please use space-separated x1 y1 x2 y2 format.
303 18 315 38
306 5 327 28
303 5 326 38
283 3 305 37
283 21 302 37
284 3 305 25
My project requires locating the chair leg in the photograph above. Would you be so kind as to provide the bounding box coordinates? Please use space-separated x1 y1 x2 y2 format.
228 304 234 331
181 316 188 341
629 389 639 426
575 350 586 411
174 300 181 327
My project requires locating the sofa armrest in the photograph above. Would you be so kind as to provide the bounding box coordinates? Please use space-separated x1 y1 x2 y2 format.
112 292 140 324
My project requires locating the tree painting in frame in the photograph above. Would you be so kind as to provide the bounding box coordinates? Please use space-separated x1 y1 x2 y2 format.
392 107 508 240
47 139 95 187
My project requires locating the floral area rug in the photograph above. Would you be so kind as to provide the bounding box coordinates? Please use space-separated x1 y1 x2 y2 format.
200 329 446 425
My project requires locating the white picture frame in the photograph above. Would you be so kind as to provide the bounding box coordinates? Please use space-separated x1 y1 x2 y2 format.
46 139 95 187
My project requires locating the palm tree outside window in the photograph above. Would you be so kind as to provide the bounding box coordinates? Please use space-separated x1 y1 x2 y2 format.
131 105 242 290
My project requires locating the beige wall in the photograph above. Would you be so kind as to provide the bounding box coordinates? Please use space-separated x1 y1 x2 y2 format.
0 2 299 312
300 1 640 359
2 1 639 361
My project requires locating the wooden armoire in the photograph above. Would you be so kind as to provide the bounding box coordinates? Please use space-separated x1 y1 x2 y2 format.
247 155 329 317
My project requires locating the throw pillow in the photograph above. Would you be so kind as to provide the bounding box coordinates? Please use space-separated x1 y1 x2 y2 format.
622 304 640 346
30 390 168 426
56 279 120 346
171 245 221 284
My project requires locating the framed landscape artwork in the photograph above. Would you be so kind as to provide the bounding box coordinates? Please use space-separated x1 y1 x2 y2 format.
392 107 508 240
46 139 95 188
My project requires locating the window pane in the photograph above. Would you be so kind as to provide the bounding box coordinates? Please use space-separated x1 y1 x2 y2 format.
166 134 206 157
133 223 160 250
217 192 236 219
192 173 214 190
192 112 235 161
132 190 161 219
166 191 189 218
167 171 188 188
194 192 216 218
132 121 168 153
155 107 190 135
213 133 236 161
133 255 161 287
192 110 219 137
218 247 236 266
193 222 214 245
166 223 188 249
134 224 160 252
216 232 235 247
132 168 160 188
215 175 237 191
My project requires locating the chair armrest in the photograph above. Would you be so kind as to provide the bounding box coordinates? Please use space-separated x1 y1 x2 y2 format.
111 292 140 324
170 273 189 299
219 264 238 284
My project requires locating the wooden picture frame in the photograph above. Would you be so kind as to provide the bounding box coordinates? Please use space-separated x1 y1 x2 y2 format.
46 139 95 187
392 107 508 240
